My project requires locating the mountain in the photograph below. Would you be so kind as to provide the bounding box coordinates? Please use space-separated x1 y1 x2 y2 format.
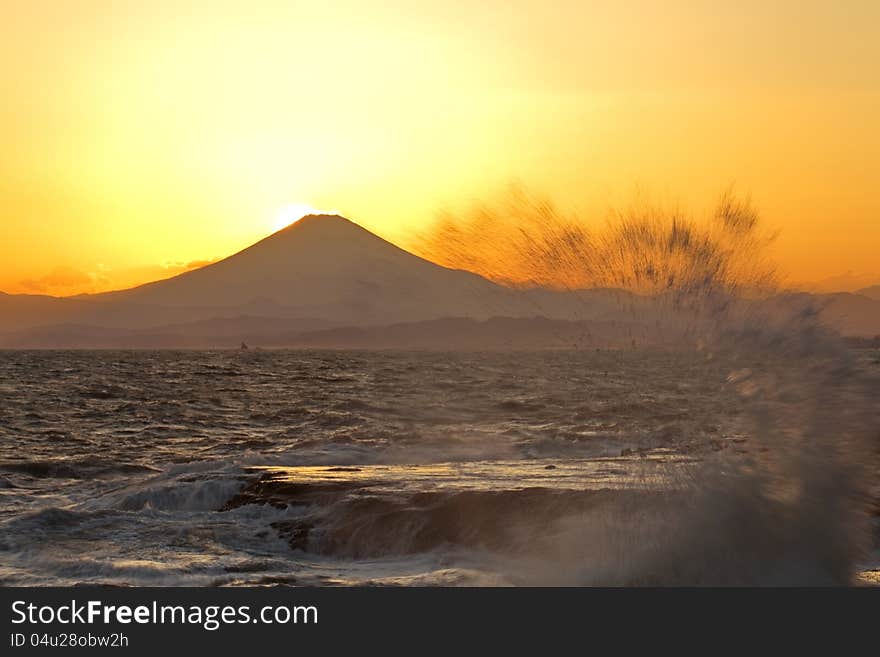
793 272 880 294
0 291 101 333
813 292 880 337
856 285 880 302
0 216 621 343
0 316 660 350
0 216 526 334
92 215 526 325
287 316 656 350
2 215 879 347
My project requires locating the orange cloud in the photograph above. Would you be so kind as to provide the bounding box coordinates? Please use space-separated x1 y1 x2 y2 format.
16 260 217 297
19 266 95 295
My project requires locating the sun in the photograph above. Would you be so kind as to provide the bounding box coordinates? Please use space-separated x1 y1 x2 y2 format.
272 204 325 232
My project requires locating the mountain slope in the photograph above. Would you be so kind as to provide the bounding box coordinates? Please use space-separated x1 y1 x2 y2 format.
93 214 520 324
856 285 880 302
815 292 880 337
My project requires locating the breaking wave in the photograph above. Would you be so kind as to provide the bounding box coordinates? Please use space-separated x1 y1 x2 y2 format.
409 187 878 585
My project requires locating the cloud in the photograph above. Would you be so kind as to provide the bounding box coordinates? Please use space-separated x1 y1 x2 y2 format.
17 259 218 297
19 266 95 295
182 259 214 271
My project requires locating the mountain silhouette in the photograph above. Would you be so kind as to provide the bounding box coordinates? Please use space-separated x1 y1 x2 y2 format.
94 214 524 325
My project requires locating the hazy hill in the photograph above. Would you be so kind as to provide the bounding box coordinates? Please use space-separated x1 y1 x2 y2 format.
289 316 656 350
856 285 880 302
0 316 660 350
0 292 99 333
813 292 880 337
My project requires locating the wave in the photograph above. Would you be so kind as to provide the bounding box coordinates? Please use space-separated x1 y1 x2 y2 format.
0 458 160 480
95 474 246 513
0 507 118 535
410 188 879 585
223 471 642 558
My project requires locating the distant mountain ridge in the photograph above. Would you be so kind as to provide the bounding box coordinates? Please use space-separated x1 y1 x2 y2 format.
0 316 658 350
856 285 880 301
2 214 879 347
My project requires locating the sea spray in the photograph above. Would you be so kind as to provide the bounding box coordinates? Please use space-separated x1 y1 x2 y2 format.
417 187 877 585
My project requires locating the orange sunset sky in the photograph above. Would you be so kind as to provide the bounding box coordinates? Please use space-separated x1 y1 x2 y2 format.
2 1 878 296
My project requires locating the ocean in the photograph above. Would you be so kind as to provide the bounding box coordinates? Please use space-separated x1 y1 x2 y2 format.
1 349 876 585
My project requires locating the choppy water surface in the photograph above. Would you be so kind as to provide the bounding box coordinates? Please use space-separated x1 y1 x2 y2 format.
0 349 875 585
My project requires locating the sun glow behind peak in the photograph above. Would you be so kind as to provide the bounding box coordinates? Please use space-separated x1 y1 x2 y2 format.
272 204 334 232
